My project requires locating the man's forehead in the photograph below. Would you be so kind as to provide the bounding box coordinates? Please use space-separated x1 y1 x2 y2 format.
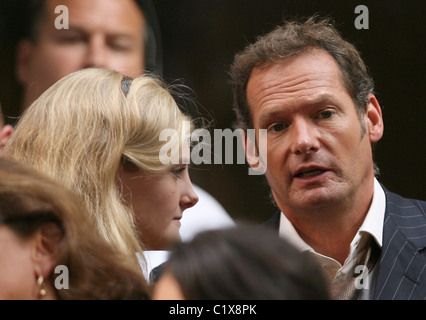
246 49 354 127
247 50 345 101
43 0 145 34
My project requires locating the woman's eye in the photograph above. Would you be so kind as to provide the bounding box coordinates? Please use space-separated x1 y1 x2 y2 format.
173 166 186 177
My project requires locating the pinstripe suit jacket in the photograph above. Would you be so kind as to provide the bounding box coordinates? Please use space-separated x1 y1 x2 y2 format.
264 187 426 300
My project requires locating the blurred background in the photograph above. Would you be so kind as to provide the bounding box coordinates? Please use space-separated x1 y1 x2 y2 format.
1 0 424 223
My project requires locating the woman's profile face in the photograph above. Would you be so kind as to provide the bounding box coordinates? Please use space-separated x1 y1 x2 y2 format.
117 164 198 250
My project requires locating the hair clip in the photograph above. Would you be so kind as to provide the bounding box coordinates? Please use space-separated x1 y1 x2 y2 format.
121 76 133 97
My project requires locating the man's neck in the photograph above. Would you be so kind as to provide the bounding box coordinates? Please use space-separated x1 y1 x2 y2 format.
282 184 374 265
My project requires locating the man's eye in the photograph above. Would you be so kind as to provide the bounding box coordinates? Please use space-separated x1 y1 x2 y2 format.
268 123 287 132
110 43 131 52
317 110 334 119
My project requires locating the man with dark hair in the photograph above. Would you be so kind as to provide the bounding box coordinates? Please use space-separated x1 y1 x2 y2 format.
230 16 425 300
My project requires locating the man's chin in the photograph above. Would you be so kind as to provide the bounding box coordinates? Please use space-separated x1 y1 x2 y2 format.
289 187 343 211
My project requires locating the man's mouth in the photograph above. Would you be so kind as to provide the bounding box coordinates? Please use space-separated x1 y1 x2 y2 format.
294 165 328 179
295 169 326 178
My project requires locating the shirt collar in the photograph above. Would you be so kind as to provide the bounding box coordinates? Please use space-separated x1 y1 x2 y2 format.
279 210 313 252
358 178 385 247
279 178 386 251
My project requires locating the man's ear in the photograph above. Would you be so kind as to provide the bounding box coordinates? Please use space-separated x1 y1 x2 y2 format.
240 129 267 175
15 39 35 86
0 125 14 151
31 223 62 279
365 93 384 143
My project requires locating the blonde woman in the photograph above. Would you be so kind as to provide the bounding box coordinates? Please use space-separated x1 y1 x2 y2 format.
5 68 199 274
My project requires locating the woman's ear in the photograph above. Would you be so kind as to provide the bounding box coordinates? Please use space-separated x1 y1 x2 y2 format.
31 223 62 280
365 94 384 143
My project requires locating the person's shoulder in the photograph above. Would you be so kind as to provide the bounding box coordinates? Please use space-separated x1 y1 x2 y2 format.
383 185 426 212
382 185 426 248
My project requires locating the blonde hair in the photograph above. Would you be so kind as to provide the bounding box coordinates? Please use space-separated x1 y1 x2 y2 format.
6 68 192 269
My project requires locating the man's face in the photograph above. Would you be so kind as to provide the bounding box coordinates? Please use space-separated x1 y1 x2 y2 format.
17 0 146 109
246 48 383 216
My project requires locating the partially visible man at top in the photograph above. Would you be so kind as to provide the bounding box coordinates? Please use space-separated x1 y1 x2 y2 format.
17 0 146 110
10 0 234 272
230 16 425 300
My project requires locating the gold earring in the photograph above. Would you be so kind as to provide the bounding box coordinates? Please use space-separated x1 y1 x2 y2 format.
37 275 47 297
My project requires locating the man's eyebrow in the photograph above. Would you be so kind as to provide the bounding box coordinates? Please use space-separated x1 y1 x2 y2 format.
61 25 137 39
258 109 288 126
257 94 339 125
308 95 339 106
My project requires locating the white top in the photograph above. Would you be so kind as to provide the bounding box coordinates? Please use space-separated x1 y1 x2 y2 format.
138 250 169 282
279 178 386 299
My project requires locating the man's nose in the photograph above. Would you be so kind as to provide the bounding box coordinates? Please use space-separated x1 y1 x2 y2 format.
289 117 320 155
84 37 107 68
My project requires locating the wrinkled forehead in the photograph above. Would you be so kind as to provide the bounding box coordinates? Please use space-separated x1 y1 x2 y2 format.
247 49 346 109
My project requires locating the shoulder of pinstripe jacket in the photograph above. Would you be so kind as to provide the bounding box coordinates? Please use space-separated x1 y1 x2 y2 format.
373 186 426 300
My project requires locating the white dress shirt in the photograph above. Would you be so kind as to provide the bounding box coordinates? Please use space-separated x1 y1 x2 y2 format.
279 178 386 299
